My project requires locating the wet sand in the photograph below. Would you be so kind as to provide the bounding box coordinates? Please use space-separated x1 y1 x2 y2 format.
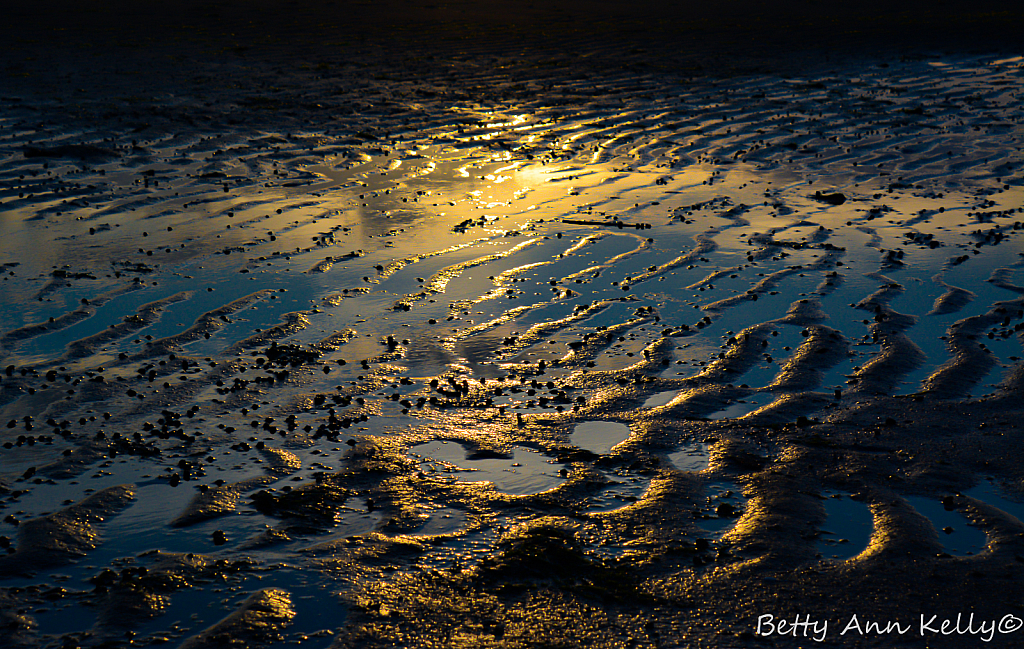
2 2 1024 648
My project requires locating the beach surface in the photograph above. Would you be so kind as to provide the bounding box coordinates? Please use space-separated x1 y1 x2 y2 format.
2 2 1024 647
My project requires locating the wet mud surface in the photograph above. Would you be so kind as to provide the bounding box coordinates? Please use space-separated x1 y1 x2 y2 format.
2 6 1024 647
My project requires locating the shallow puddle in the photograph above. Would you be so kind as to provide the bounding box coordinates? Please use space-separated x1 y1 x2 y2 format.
906 495 988 556
408 441 567 495
643 390 677 409
965 479 1024 524
570 421 631 455
693 481 746 538
817 491 874 561
707 393 776 420
668 442 711 473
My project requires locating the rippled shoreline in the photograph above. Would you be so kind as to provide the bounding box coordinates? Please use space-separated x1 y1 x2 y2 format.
2 23 1024 648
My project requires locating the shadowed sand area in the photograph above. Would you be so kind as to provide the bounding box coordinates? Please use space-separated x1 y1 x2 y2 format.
2 2 1024 648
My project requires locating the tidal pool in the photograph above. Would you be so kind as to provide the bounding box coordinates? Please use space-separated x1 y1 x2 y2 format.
818 491 874 561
